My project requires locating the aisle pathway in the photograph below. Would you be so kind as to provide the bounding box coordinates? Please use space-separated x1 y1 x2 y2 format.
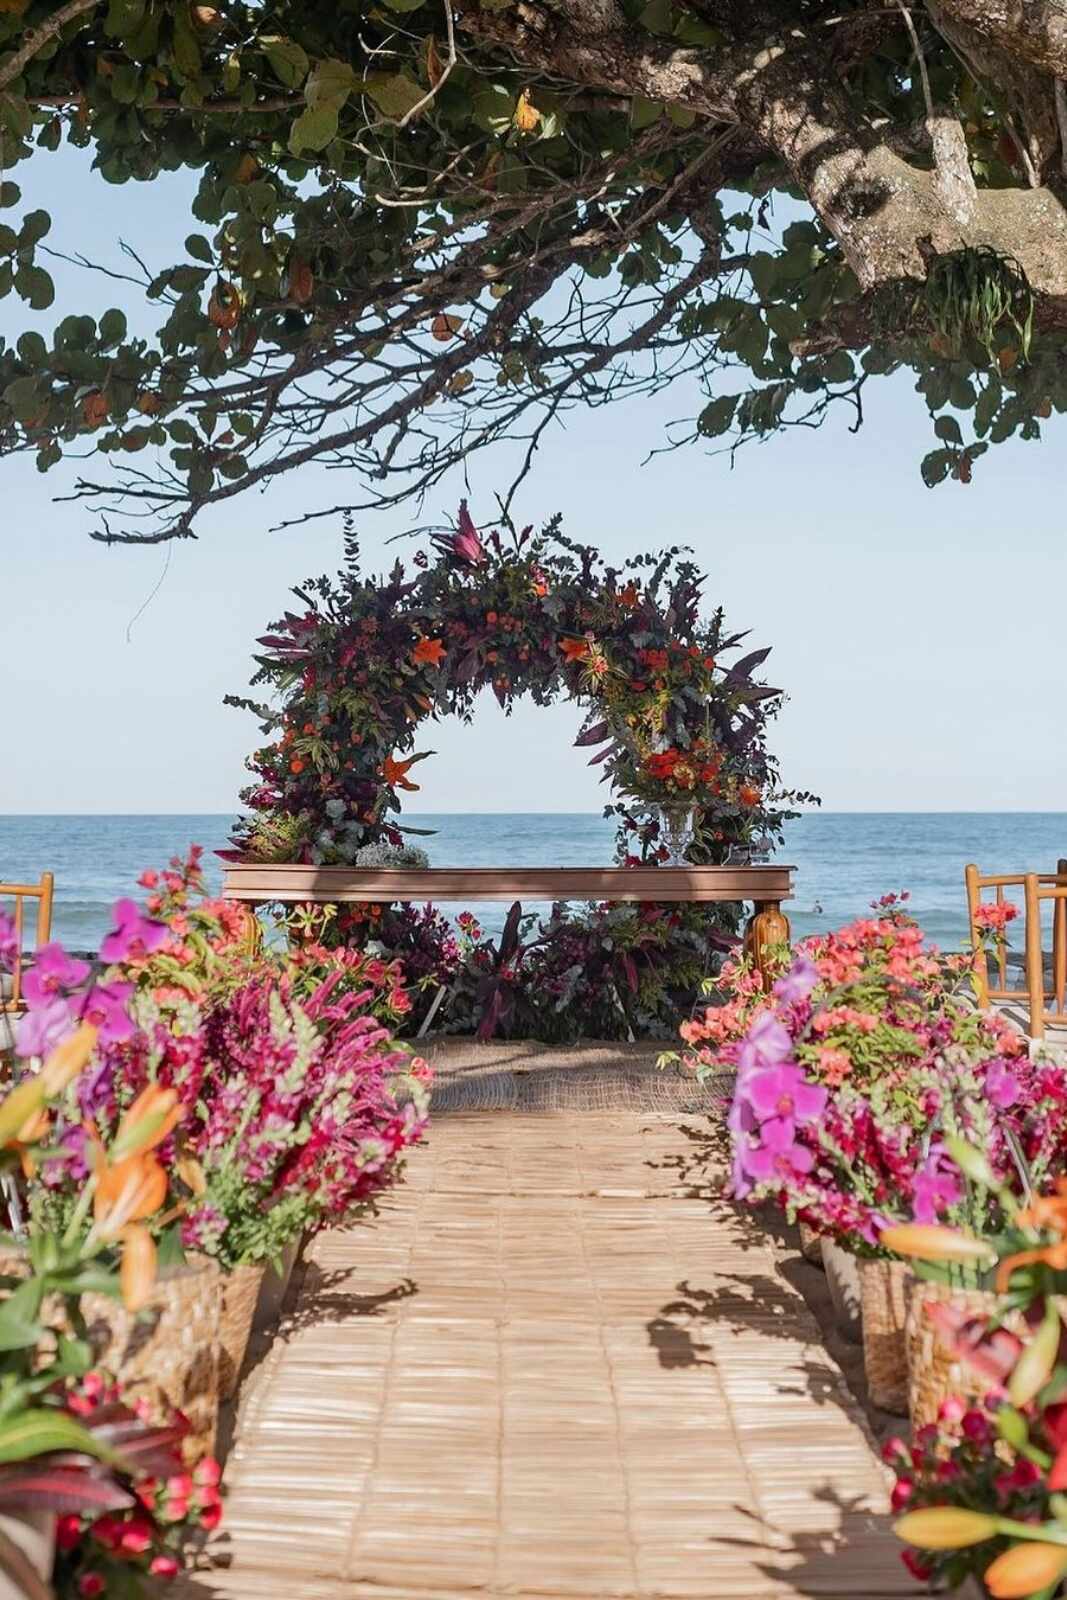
187 1072 909 1599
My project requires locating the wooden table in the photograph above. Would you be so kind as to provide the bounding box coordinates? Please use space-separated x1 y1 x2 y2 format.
222 862 795 977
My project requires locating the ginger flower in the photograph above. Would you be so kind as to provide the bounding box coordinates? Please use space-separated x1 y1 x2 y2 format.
558 636 590 663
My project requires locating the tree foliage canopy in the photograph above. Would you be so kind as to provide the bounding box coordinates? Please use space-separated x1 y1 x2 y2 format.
1 0 1066 540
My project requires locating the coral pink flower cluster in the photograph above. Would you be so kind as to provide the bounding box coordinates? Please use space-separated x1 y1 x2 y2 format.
682 900 1067 1248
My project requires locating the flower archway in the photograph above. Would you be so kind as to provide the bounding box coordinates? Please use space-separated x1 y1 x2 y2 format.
229 505 805 872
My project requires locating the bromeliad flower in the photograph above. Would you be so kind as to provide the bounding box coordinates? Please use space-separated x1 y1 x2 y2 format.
100 900 168 965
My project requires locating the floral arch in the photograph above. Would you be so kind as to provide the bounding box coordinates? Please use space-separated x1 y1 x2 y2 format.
226 507 810 1039
230 504 803 870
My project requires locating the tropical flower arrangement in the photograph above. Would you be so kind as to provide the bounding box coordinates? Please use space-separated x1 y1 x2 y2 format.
227 505 811 871
10 855 430 1277
696 901 1067 1248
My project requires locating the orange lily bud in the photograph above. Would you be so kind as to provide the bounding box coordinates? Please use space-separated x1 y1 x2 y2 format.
39 1024 98 1097
109 1085 182 1162
879 1224 997 1268
1009 1301 1063 1407
984 1541 1067 1598
0 1024 98 1149
93 1154 168 1241
119 1224 157 1313
894 1507 1000 1550
997 1244 1067 1294
175 1154 208 1198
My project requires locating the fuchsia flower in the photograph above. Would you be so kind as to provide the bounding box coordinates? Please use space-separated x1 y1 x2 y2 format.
23 943 90 1004
912 1151 963 1224
772 955 819 1005
16 996 76 1059
77 980 136 1044
0 912 17 973
100 899 168 965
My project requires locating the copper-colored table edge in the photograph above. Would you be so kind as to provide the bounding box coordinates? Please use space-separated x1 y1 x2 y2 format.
221 863 795 904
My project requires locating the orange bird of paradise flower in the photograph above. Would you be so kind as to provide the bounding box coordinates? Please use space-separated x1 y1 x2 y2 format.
383 754 420 792
559 637 591 663
411 637 447 667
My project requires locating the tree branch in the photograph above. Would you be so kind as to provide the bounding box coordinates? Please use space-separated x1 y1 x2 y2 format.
0 0 100 93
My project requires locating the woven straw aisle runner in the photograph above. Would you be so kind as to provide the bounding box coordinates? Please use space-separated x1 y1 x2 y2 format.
180 1045 909 1599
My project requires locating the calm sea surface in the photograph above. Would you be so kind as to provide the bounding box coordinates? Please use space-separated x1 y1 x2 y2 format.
1 812 1065 953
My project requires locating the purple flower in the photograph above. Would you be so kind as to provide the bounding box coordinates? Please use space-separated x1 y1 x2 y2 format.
741 1135 816 1185
773 956 819 1006
22 943 90 1005
0 913 17 974
912 1153 963 1224
746 1063 827 1148
100 899 168 965
737 1010 794 1078
76 980 135 1044
985 1059 1021 1110
15 996 74 1059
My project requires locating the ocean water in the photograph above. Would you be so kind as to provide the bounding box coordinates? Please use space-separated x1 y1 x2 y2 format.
1 812 1064 954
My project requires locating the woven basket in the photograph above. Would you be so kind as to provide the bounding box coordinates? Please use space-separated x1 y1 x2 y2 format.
798 1222 823 1265
858 1258 910 1415
81 1259 222 1464
218 1263 265 1400
904 1277 1002 1431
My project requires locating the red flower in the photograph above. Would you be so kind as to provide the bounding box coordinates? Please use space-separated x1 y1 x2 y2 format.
56 1515 82 1551
411 637 447 667
150 1556 181 1579
559 636 590 663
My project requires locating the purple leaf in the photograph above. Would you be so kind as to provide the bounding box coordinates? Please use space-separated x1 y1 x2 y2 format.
728 646 771 679
574 721 609 748
0 1465 134 1516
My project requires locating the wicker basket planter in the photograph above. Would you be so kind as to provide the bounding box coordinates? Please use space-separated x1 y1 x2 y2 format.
218 1263 265 1400
253 1239 299 1335
820 1238 862 1343
904 1277 1002 1431
798 1222 823 1265
81 1258 222 1464
858 1258 911 1414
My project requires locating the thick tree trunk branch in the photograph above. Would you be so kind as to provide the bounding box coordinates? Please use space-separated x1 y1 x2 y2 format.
929 0 1067 79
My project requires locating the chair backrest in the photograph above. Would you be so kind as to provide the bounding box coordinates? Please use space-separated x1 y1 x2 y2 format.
1021 872 1067 1041
0 873 54 1011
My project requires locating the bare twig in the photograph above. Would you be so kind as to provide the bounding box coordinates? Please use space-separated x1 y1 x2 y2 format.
0 0 100 93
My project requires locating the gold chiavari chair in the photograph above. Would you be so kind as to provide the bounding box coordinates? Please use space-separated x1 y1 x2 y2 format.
0 873 55 1053
965 861 1067 1039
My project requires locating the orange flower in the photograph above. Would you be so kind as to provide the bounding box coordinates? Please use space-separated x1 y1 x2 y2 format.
0 1025 97 1149
559 637 590 663
290 758 304 774
984 1542 1067 1598
996 1240 1067 1293
93 1153 168 1242
411 637 447 667
618 582 639 608
1016 1180 1067 1233
119 1224 157 1314
878 1224 997 1267
738 784 761 807
110 1085 182 1163
382 754 420 793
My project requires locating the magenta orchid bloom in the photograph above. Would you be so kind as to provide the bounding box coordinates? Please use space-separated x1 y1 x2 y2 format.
911 1152 963 1224
740 1129 816 1185
984 1058 1021 1109
15 996 74 1059
746 1062 827 1136
76 980 135 1044
736 1010 794 1077
0 913 17 974
772 955 819 1005
100 899 168 965
22 944 91 1006
451 500 486 566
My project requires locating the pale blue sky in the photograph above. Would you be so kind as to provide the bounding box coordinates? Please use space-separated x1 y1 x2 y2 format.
2 149 1064 814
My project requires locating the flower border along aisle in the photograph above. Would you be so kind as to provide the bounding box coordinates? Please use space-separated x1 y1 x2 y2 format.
0 849 430 1597
676 898 1067 1418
